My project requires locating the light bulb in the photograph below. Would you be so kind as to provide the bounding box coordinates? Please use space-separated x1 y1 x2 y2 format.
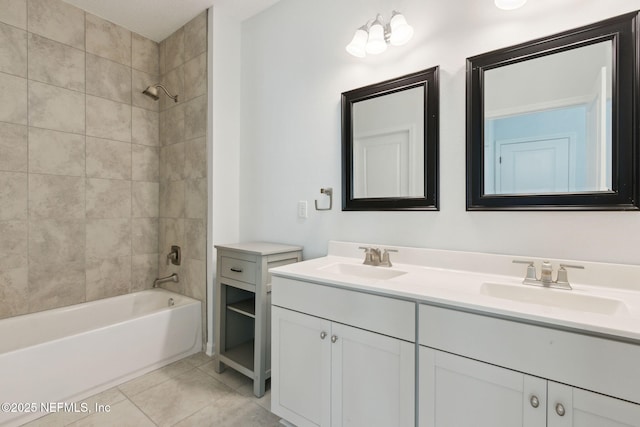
494 0 527 10
365 15 387 55
346 27 368 57
389 11 414 46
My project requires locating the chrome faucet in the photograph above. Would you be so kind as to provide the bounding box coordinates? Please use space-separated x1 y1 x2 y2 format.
540 260 554 285
359 247 397 267
513 260 584 290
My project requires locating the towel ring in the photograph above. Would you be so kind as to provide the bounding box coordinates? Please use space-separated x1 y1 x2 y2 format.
315 187 333 211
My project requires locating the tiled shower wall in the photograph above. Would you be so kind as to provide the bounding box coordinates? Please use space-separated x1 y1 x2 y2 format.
0 0 161 319
157 12 208 305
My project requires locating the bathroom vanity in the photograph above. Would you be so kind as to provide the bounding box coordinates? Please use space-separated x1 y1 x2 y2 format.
270 241 640 427
271 277 415 427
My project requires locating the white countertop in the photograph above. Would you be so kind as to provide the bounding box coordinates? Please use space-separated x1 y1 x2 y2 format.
215 241 302 255
270 241 640 343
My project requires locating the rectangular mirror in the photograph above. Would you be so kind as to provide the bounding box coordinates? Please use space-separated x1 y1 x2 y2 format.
467 12 639 210
342 67 439 210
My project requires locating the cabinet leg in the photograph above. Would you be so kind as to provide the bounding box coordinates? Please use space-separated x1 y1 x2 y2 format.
213 357 225 374
253 376 266 398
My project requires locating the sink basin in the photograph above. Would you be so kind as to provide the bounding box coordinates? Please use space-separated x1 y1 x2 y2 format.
319 263 407 281
480 282 628 315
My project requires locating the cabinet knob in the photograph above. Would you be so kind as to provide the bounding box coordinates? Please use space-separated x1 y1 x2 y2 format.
331 335 338 343
320 331 327 340
529 395 539 408
555 403 566 417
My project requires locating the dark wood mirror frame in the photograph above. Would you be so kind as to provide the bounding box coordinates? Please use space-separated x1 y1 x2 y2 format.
466 12 639 211
342 67 440 211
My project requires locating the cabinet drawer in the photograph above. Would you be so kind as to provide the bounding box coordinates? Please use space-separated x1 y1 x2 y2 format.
272 276 415 342
220 256 256 284
419 304 640 404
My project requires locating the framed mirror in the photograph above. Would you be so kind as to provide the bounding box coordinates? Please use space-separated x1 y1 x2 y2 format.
466 12 639 210
342 67 439 211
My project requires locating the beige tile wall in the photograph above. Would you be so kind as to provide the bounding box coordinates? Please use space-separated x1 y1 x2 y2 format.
157 11 208 306
0 0 161 318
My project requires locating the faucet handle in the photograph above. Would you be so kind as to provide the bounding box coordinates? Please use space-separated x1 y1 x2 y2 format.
358 246 373 256
380 249 398 267
167 245 181 266
513 260 534 265
359 246 374 265
556 264 585 285
513 260 537 281
559 263 585 270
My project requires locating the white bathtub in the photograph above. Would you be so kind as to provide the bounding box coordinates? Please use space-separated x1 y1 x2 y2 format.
0 288 202 427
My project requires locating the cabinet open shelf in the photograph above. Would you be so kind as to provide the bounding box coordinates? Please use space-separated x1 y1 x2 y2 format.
220 340 255 375
227 298 255 318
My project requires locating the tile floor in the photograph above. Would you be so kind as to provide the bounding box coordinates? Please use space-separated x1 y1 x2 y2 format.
24 353 282 427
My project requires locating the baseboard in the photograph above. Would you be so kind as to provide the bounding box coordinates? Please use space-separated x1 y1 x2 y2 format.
205 341 215 356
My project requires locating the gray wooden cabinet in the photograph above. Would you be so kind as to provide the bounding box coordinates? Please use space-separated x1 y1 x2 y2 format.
214 242 302 397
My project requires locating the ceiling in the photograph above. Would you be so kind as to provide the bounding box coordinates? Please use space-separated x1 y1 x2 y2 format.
62 0 281 42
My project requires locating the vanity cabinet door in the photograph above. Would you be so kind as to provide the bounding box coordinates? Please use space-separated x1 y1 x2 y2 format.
272 306 416 427
547 382 640 427
419 347 546 427
331 323 415 427
271 306 331 427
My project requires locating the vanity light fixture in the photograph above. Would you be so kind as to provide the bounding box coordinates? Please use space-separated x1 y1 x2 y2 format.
346 11 414 58
366 15 388 55
345 24 369 58
494 0 527 10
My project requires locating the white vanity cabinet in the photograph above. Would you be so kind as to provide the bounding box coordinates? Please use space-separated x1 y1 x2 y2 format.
271 306 331 427
418 304 640 427
546 382 640 427
271 277 416 427
419 348 640 427
419 347 546 427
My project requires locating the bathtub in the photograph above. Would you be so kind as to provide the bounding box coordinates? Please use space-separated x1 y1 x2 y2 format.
0 288 202 427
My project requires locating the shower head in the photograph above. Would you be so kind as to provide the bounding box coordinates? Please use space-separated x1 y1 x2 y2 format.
142 84 178 103
142 85 159 100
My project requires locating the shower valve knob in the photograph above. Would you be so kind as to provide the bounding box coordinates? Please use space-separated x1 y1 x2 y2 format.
167 245 181 266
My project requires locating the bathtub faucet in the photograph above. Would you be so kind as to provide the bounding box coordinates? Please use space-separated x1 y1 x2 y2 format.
153 273 179 288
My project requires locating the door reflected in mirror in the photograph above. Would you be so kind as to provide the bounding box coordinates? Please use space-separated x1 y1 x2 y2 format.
352 86 424 199
483 41 612 195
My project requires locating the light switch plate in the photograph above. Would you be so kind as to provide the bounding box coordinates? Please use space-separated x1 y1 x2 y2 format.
297 200 308 218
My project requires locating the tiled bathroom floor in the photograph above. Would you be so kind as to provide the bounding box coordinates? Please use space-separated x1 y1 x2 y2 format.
25 353 282 427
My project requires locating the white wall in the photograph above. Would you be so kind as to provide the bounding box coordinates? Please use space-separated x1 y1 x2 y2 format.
208 4 242 353
211 5 241 248
235 0 640 264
